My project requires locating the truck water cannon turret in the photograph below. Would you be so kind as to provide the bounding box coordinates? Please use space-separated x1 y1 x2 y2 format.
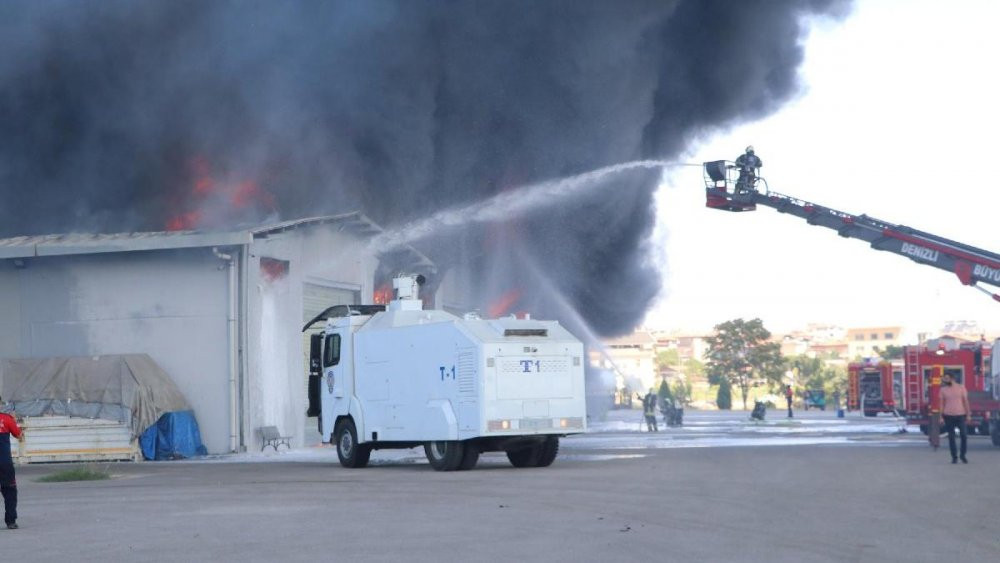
388 273 426 312
392 273 425 300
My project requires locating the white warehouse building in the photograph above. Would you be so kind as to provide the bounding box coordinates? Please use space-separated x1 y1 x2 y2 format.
0 213 434 454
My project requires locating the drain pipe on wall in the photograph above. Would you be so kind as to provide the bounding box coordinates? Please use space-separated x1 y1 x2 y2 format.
214 247 240 453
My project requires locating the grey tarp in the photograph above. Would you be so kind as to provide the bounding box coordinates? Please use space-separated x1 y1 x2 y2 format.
0 354 191 438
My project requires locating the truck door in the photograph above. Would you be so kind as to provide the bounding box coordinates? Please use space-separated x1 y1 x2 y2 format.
308 334 323 433
319 329 352 441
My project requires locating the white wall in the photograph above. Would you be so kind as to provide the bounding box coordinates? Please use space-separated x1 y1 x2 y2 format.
246 227 376 447
0 250 232 453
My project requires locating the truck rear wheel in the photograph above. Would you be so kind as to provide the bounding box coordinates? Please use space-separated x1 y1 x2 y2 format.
335 419 371 468
506 444 540 468
458 446 480 470
534 436 559 467
424 441 465 471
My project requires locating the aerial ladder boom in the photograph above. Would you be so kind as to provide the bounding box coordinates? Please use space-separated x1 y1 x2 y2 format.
703 160 1000 301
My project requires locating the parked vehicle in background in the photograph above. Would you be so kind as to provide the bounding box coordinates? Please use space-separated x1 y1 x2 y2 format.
803 389 826 411
848 360 895 417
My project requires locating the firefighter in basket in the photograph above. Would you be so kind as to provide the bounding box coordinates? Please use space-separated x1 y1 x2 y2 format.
734 145 762 193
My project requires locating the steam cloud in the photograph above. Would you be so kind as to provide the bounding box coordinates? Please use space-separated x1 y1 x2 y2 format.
0 0 850 337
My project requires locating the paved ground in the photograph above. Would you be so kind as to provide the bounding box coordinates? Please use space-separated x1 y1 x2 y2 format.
2 409 998 562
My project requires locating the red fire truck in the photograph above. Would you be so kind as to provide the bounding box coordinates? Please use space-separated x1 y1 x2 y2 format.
703 160 1000 446
847 359 899 417
901 339 995 437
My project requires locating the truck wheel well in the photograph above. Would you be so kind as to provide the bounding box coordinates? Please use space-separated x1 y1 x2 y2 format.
332 415 354 443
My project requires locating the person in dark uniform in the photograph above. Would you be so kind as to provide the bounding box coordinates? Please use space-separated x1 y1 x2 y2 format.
734 145 762 192
0 396 24 529
638 389 658 432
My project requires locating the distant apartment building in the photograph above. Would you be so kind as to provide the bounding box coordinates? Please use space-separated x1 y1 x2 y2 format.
938 320 988 342
808 341 849 360
846 326 905 359
776 323 850 359
651 330 710 363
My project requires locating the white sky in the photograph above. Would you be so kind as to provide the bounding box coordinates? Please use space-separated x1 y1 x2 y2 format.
645 0 999 335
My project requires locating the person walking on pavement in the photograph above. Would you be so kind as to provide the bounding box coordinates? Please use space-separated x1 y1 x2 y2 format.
639 389 658 432
0 395 24 529
785 385 794 418
940 373 971 464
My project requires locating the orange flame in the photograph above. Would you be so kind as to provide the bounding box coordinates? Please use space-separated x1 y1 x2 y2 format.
165 157 278 231
488 289 522 317
373 283 393 305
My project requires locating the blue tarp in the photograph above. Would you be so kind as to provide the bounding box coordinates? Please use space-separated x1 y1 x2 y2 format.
140 411 208 461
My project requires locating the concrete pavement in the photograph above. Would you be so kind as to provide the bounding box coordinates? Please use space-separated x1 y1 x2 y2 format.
2 411 997 562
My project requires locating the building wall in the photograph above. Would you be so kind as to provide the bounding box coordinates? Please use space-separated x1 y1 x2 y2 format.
246 227 376 448
0 264 21 359
846 326 905 359
0 250 232 453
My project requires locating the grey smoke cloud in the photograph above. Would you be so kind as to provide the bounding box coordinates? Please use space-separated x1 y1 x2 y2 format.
0 0 851 336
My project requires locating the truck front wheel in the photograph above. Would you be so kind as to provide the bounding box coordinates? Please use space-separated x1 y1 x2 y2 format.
335 419 371 468
424 441 465 471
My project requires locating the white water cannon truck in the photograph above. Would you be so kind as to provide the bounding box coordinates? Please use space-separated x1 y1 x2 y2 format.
303 275 587 470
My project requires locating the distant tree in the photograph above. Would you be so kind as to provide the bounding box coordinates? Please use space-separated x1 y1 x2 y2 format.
683 358 706 380
787 354 846 394
716 378 732 410
672 379 693 407
656 349 680 372
873 345 904 360
657 379 674 405
704 318 784 410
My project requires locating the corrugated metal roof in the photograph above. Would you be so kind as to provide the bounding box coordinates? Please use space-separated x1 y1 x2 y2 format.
250 211 383 238
0 230 250 259
0 211 435 272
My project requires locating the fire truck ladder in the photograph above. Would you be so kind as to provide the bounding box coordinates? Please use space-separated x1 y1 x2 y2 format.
904 347 922 415
703 160 1000 302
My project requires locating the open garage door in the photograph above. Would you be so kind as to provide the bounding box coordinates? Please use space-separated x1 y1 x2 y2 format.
302 282 359 444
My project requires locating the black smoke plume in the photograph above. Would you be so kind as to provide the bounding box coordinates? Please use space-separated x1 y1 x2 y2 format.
0 0 851 337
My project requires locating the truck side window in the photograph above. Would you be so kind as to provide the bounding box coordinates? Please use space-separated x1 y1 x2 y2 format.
323 334 341 367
